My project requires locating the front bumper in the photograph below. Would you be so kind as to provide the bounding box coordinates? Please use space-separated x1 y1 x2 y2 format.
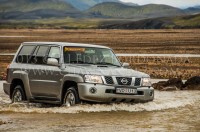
78 83 154 103
3 82 11 96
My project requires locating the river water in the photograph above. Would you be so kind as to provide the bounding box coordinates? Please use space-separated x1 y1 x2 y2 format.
0 81 200 131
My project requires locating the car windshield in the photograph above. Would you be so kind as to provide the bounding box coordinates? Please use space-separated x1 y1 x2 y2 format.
63 46 121 67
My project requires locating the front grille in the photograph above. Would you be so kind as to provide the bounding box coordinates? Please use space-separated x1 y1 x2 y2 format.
104 76 114 84
134 78 141 86
116 77 132 85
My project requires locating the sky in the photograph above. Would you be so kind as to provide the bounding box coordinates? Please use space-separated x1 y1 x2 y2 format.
120 0 200 8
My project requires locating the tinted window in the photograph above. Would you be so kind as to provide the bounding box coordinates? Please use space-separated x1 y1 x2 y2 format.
33 46 39 56
37 46 49 56
30 46 49 65
16 45 35 63
19 46 35 55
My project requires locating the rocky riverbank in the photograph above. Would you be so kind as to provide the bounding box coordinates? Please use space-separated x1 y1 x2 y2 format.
152 76 200 91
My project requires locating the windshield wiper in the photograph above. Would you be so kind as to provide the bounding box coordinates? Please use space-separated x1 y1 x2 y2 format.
96 62 121 67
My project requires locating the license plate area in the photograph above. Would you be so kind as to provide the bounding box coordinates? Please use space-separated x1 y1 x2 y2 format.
116 88 137 94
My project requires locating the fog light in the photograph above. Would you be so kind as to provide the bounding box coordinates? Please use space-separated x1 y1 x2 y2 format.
89 87 97 94
149 91 153 96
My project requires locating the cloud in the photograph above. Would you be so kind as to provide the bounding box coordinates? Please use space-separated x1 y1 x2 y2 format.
120 0 200 8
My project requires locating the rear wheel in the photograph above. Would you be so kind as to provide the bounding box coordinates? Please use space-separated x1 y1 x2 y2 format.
11 85 26 103
63 87 80 107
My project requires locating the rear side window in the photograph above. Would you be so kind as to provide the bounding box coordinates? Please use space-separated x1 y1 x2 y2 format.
16 45 35 63
19 46 35 55
30 46 49 65
37 46 49 57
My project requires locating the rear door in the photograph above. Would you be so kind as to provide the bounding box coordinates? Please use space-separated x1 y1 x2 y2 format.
28 45 50 96
38 46 62 97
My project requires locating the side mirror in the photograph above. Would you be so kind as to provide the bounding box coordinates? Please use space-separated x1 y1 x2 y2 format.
47 58 59 66
122 63 130 68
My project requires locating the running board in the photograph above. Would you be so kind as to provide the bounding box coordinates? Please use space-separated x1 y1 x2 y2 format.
29 96 62 104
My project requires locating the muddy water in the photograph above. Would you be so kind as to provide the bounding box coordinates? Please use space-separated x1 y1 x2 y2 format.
0 81 200 131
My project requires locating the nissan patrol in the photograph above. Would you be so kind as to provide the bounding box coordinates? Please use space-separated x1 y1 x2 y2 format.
3 42 154 106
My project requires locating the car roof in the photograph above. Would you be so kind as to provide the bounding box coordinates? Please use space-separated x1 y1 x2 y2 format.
22 42 110 49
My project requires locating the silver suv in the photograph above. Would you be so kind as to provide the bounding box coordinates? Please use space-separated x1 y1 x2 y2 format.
3 42 154 106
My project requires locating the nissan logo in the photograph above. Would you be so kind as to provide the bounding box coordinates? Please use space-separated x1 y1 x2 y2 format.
121 78 128 85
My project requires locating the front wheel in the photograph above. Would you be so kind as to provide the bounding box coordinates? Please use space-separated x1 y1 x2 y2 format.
63 87 80 107
11 85 26 103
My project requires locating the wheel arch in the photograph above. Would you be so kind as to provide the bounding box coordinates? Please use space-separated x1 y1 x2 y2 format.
10 78 27 100
61 80 78 103
10 70 32 100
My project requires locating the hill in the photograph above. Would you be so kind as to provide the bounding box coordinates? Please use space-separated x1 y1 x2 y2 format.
0 0 78 12
99 13 200 29
0 0 81 19
64 0 120 11
185 6 200 14
86 2 185 19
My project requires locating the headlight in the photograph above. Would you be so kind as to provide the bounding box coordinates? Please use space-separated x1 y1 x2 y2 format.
84 75 103 84
142 78 151 86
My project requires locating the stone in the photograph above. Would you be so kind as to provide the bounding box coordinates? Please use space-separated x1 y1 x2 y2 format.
152 78 183 91
165 78 183 89
183 76 200 90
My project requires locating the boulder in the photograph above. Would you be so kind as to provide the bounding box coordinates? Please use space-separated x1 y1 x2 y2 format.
185 76 200 85
152 81 166 90
165 78 183 89
153 77 200 91
152 78 183 91
183 76 200 90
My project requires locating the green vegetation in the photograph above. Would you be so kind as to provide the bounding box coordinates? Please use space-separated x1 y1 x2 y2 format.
100 13 200 29
1 13 200 29
0 18 107 29
173 14 200 27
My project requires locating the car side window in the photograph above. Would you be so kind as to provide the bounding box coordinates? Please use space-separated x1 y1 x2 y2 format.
16 45 35 63
37 46 49 57
48 47 60 62
30 46 49 65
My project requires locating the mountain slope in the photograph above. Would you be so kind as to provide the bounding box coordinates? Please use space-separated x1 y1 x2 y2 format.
99 13 200 29
64 0 120 11
86 2 185 19
185 6 200 14
0 0 78 13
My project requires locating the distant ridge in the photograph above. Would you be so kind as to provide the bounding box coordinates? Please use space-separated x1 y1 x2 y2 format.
185 5 200 14
86 2 185 19
64 0 120 11
0 0 80 19
0 0 78 12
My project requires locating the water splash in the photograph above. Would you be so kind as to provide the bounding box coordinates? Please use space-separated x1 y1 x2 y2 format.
0 90 200 114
